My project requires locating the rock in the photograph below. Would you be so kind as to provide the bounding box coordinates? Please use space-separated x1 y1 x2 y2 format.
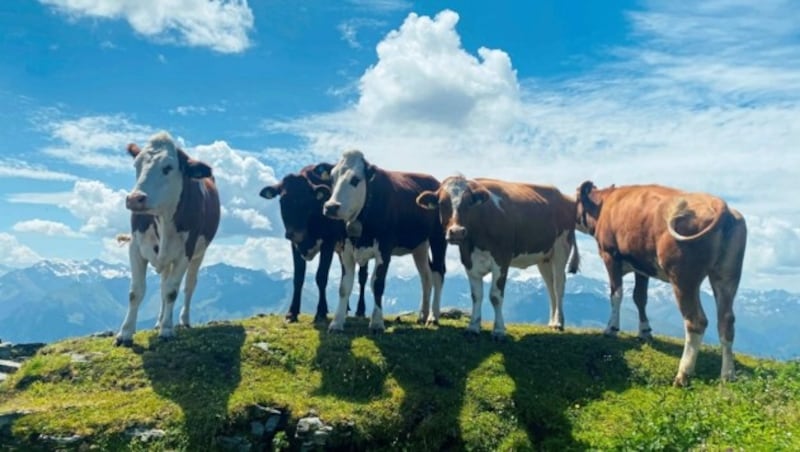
40 433 83 446
0 360 21 374
252 342 270 353
0 373 7 382
295 416 333 448
440 308 468 319
250 421 265 437
70 353 89 364
216 435 251 451
125 427 166 442
90 330 114 338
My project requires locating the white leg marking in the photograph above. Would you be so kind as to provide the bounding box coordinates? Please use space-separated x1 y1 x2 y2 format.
330 244 356 332
431 271 444 324
604 287 623 336
117 245 148 343
411 242 433 324
489 268 506 339
467 273 484 334
157 258 189 339
638 320 653 340
720 339 735 381
369 305 385 331
180 255 203 327
677 331 704 385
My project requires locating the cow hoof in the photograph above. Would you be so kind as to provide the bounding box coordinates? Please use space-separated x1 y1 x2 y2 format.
637 333 653 342
603 327 620 337
491 332 507 342
313 314 328 324
426 318 439 327
355 310 366 318
177 323 191 330
549 324 564 332
370 327 385 335
673 373 691 388
328 323 345 333
114 337 133 347
284 314 299 324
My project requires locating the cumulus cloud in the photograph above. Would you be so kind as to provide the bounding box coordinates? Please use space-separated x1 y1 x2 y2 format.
0 159 79 181
170 104 227 116
41 115 155 170
40 0 255 53
12 219 84 238
0 233 42 268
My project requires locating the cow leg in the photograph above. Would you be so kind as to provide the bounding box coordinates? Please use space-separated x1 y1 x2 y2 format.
543 231 570 331
369 253 391 333
633 273 652 341
429 230 447 326
157 258 190 339
179 254 203 328
115 246 148 346
537 261 559 330
329 244 355 332
356 263 368 317
466 272 484 335
601 253 624 337
709 212 746 382
672 282 708 387
411 241 433 325
490 265 509 340
314 242 335 323
287 245 306 323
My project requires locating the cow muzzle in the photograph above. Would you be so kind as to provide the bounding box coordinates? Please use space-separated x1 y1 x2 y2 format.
126 192 148 211
446 225 467 244
323 201 341 219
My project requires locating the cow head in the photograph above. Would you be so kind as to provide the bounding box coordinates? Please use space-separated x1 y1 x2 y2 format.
575 180 605 235
126 131 212 216
323 150 375 222
417 175 490 245
259 163 333 255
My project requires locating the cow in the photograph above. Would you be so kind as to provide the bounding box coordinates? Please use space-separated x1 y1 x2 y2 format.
259 163 369 323
115 131 220 346
575 181 747 386
320 150 447 332
416 176 580 339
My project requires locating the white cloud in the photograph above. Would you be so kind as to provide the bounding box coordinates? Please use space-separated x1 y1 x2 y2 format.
0 159 79 181
267 4 800 291
346 0 410 13
169 104 227 116
40 0 255 53
41 115 155 170
0 233 42 268
64 180 130 235
12 219 84 238
338 18 386 49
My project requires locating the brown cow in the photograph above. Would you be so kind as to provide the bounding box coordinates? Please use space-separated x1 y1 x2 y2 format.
576 181 747 386
417 176 579 339
116 131 221 346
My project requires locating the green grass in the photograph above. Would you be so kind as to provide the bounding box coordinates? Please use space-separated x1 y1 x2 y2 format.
1 314 798 451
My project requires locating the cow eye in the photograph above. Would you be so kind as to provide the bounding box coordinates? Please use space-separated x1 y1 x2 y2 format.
349 176 361 187
162 165 173 175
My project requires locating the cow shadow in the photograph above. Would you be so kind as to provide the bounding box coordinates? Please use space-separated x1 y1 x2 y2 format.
312 319 644 450
140 323 245 449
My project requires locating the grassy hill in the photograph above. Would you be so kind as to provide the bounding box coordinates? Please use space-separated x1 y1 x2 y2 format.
1 314 798 451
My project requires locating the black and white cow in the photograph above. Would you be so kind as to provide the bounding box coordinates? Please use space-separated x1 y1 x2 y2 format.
259 163 369 323
321 150 447 332
115 131 220 346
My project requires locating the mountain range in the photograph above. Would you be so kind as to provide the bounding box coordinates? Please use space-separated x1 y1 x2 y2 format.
0 259 797 360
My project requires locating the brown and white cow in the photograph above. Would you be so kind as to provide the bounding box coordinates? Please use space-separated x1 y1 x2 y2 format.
259 163 369 323
115 131 220 346
576 181 747 386
417 176 579 339
321 150 447 332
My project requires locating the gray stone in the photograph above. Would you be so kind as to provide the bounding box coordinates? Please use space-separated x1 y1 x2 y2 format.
250 420 265 437
0 410 32 428
252 342 270 353
295 416 333 448
70 353 89 364
90 330 114 338
0 360 21 373
40 433 83 445
125 427 166 442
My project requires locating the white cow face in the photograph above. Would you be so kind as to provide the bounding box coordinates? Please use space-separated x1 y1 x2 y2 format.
323 150 372 222
126 131 211 215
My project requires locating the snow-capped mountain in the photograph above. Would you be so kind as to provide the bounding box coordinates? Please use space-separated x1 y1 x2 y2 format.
0 260 797 360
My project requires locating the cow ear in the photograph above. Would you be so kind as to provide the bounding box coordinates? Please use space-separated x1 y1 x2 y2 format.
365 163 377 182
416 191 439 210
259 183 282 200
311 163 333 182
471 188 490 207
313 184 331 201
186 160 213 179
127 143 141 158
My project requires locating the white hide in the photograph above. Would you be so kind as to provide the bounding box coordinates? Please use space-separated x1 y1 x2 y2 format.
326 150 369 223
130 132 185 217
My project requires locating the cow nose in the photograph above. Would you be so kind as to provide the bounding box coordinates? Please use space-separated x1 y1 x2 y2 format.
446 225 467 243
323 202 340 218
126 192 147 210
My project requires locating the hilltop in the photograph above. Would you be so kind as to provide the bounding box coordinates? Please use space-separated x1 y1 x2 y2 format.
1 314 798 451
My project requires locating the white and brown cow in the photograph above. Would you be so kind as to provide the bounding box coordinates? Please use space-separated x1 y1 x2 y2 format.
576 181 747 386
321 150 447 332
417 176 579 339
115 131 220 346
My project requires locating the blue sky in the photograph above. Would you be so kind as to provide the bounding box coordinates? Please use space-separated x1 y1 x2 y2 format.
1 0 799 292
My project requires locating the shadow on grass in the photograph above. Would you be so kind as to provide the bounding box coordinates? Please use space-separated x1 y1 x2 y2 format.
646 336 756 381
140 324 245 450
313 318 643 450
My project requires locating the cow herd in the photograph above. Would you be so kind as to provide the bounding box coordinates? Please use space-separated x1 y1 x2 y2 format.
116 131 747 387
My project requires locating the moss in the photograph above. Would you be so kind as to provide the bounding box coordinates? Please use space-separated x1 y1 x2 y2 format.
1 314 798 451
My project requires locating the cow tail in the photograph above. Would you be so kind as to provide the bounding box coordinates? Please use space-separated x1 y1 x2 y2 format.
116 233 132 246
567 229 580 274
666 197 726 242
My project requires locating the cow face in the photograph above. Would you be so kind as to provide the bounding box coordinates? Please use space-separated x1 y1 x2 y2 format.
259 165 331 253
575 180 602 235
126 132 211 215
417 176 489 245
323 150 374 223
